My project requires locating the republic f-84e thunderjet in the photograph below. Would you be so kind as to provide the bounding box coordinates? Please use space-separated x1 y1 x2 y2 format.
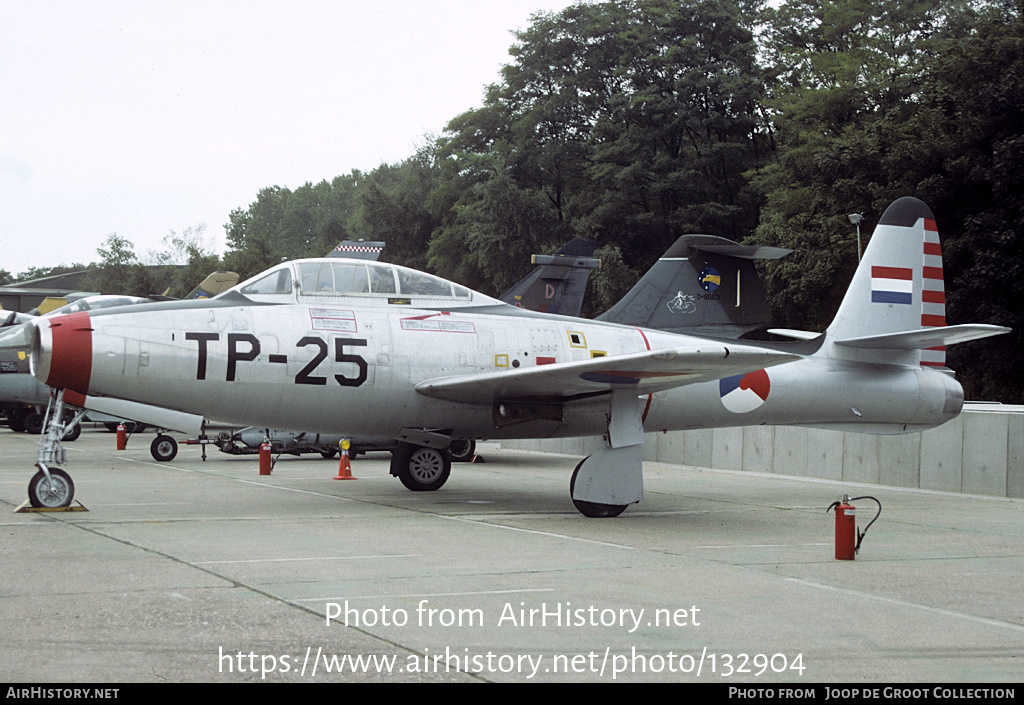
26 197 1009 516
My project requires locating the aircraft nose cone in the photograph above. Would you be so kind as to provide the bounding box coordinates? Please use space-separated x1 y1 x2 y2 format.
30 312 93 393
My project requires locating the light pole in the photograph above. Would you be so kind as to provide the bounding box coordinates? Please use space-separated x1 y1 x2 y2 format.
848 213 863 261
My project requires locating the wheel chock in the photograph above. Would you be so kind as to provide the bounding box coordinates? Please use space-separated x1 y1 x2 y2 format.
470 455 485 464
14 500 89 513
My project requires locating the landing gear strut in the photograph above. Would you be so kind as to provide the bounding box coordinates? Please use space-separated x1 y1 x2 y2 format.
28 389 85 508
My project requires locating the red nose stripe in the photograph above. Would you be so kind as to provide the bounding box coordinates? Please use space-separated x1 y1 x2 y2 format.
47 312 93 393
63 389 88 408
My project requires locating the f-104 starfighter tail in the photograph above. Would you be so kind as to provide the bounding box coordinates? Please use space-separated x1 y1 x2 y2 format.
597 234 791 338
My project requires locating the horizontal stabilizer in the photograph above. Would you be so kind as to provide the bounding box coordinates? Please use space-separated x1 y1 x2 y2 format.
835 324 1010 350
416 345 798 404
767 328 821 341
681 236 792 261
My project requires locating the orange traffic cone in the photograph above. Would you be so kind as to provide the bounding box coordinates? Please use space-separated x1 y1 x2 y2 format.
334 440 356 480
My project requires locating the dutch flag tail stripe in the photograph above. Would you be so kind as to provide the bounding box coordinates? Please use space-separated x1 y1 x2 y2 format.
920 218 947 367
870 266 913 304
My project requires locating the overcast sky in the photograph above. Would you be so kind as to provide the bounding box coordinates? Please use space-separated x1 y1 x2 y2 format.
0 0 576 278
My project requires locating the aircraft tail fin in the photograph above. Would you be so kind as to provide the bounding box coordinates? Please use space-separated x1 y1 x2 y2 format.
184 271 241 300
500 238 600 316
597 235 791 338
327 240 385 260
826 197 1008 366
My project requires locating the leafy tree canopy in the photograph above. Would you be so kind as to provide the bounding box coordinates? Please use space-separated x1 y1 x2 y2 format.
215 0 1022 399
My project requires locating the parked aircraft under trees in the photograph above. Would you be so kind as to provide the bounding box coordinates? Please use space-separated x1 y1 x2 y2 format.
25 198 1009 516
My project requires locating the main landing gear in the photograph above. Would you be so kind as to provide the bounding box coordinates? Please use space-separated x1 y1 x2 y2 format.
390 442 452 491
387 435 479 491
570 458 629 518
447 439 476 463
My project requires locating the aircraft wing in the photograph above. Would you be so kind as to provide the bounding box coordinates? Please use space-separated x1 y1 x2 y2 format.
416 345 798 404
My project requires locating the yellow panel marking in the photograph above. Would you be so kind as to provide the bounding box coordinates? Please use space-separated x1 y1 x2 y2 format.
567 331 587 348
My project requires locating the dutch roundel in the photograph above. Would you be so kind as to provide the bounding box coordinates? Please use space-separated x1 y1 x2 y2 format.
719 369 771 413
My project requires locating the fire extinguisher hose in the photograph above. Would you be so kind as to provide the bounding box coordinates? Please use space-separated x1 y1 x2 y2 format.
827 495 883 554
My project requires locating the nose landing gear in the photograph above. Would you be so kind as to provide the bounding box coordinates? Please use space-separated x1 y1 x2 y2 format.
26 389 85 509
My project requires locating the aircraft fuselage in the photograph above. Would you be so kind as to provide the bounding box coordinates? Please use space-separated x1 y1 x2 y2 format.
31 297 963 441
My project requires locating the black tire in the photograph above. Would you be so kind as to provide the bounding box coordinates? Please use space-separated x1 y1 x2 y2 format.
320 446 338 459
24 412 45 435
448 439 476 463
150 434 178 462
61 423 82 442
8 411 26 432
28 468 75 508
569 458 628 518
391 443 451 491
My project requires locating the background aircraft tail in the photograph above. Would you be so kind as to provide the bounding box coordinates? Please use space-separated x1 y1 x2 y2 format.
596 235 791 338
825 196 1007 367
183 271 240 299
500 238 600 316
327 240 385 260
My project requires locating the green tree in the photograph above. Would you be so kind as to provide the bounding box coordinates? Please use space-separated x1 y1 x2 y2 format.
752 0 1023 400
916 0 1024 401
224 174 363 280
751 0 963 328
428 168 567 296
352 149 440 272
86 234 142 295
433 0 769 311
149 224 232 299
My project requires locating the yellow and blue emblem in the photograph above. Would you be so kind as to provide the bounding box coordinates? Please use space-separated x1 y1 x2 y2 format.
699 266 721 292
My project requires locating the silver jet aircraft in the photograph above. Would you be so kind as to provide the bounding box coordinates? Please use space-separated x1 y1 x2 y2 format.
25 197 1008 515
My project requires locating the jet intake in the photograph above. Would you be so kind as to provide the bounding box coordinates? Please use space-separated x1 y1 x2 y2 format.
30 312 93 394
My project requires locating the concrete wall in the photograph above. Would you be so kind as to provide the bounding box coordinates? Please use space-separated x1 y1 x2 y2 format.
501 405 1024 498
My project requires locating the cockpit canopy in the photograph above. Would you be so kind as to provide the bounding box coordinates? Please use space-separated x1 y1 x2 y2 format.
45 295 151 316
232 258 482 304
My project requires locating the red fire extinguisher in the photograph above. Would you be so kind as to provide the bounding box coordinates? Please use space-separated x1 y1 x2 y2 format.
259 438 273 476
827 495 882 560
